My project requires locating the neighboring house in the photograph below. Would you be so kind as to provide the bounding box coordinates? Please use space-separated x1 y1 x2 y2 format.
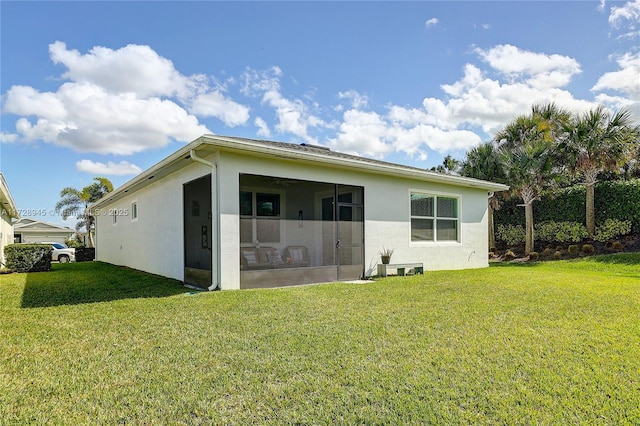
1 173 19 267
13 218 75 244
92 135 509 290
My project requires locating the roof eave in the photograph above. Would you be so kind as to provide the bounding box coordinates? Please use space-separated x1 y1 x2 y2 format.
0 173 19 219
92 135 509 207
203 135 510 192
91 138 207 209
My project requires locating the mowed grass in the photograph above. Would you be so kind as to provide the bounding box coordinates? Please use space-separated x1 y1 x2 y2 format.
1 256 639 424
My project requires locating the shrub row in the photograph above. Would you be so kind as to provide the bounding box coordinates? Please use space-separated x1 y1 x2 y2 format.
495 179 640 233
3 244 52 272
496 219 632 245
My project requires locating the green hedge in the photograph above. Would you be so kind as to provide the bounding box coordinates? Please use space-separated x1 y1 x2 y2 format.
75 247 95 262
3 244 52 273
495 179 640 233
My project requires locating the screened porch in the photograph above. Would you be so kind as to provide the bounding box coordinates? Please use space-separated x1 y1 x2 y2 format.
239 174 364 289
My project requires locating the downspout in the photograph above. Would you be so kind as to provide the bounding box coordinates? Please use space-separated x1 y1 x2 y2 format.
190 149 221 291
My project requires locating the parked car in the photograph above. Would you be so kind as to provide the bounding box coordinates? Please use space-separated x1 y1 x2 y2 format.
42 242 76 263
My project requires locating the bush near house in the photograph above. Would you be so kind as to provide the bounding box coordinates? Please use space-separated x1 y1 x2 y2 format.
496 224 526 246
593 219 632 242
495 179 640 233
75 247 96 262
535 221 588 243
3 244 52 272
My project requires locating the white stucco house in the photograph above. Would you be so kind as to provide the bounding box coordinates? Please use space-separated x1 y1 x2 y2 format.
1 173 19 267
13 218 75 244
92 135 508 290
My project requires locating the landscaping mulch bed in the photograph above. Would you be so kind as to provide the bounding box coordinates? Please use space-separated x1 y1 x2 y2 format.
493 232 640 262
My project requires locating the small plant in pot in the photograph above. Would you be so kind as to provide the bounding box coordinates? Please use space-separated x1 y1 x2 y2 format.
379 246 394 264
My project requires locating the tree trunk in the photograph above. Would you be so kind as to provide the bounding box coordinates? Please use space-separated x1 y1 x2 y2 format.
86 212 95 248
524 201 534 254
586 182 595 236
488 205 496 252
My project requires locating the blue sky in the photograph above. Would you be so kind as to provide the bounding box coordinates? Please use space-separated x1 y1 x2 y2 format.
1 1 639 228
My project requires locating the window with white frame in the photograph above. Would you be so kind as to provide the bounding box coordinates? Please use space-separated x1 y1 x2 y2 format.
240 191 282 244
131 201 138 220
410 192 459 242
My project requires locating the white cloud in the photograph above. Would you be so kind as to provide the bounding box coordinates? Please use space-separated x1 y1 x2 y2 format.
598 0 607 13
1 42 229 155
254 117 271 137
591 52 640 98
5 81 210 154
190 91 250 127
327 44 604 161
328 107 482 160
76 159 142 176
3 85 67 120
328 110 392 157
609 0 640 38
415 47 595 136
425 18 439 28
49 41 206 100
338 90 369 109
0 132 18 143
242 67 325 143
3 41 272 155
474 44 581 89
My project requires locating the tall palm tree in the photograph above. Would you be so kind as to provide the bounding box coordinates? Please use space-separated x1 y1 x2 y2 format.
499 139 553 254
55 177 113 247
495 105 568 254
558 106 639 235
460 142 506 251
496 102 571 150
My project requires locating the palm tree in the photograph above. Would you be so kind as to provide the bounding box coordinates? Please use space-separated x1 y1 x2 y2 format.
495 105 568 254
496 102 571 149
557 106 639 235
55 177 113 247
499 139 553 254
460 142 506 251
430 155 462 174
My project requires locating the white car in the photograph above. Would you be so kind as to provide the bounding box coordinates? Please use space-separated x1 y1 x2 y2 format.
42 242 76 263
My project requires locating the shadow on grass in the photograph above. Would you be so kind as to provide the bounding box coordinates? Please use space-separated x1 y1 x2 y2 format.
587 252 640 266
21 261 187 308
489 261 540 268
490 252 640 269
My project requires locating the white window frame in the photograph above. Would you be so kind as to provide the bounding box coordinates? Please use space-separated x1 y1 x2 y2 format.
409 189 461 244
239 187 285 246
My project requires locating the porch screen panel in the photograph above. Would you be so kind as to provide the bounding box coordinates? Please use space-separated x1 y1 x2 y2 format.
239 174 364 288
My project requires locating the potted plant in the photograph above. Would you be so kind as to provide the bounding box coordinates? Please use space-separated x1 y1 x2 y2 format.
379 246 394 264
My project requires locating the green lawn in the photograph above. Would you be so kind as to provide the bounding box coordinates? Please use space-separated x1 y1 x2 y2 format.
1 256 639 424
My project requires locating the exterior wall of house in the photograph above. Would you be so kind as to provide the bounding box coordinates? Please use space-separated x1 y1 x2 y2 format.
216 151 489 290
95 160 212 281
95 149 491 290
1 206 14 266
1 173 17 268
15 231 72 244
